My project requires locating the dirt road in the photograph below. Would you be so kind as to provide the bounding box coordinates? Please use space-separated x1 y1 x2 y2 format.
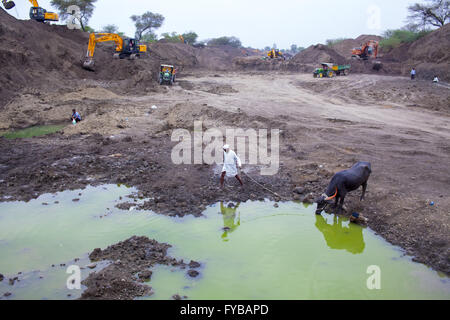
0 72 449 274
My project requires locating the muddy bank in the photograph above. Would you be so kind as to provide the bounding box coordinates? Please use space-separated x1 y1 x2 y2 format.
80 236 201 300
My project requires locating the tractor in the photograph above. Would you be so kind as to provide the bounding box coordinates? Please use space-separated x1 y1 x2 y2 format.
314 63 351 78
159 64 177 85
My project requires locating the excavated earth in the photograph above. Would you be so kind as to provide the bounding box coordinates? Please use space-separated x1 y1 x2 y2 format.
1 11 449 298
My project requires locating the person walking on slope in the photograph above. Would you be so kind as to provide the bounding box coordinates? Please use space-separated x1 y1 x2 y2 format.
410 68 416 80
220 145 244 187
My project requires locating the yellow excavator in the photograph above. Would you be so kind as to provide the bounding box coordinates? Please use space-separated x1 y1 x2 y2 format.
82 33 147 71
267 49 285 60
2 0 59 22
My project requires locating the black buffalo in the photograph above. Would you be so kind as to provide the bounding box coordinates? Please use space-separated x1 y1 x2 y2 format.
315 162 372 214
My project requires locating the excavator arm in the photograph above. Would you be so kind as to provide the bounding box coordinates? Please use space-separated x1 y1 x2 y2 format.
83 33 124 70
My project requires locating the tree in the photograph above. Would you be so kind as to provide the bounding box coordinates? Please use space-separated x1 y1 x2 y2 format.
182 31 198 44
161 32 181 42
290 44 298 53
102 24 118 33
408 0 449 28
50 0 97 32
141 32 158 43
207 36 242 47
131 11 165 41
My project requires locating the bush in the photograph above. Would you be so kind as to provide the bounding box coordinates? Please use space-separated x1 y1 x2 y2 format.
207 36 242 48
380 29 431 49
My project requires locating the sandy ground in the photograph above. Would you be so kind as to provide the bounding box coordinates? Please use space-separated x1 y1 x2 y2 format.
0 72 449 278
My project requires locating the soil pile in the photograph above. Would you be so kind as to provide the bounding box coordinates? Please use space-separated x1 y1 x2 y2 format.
149 40 198 67
0 8 160 108
196 45 251 70
291 44 347 65
330 35 383 58
382 24 450 81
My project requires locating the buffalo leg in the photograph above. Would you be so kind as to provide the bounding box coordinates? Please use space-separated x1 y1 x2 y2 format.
361 182 367 201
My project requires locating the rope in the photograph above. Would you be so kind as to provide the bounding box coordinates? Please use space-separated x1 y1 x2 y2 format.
241 171 289 201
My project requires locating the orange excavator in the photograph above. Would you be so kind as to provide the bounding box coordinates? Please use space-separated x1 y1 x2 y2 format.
351 40 379 60
82 33 147 71
2 0 59 22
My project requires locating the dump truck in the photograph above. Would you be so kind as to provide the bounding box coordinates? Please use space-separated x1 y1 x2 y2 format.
314 63 351 78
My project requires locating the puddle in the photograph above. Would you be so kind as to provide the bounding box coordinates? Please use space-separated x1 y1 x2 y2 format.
0 185 448 300
0 125 65 139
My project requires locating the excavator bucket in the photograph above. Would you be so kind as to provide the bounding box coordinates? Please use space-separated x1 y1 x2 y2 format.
82 58 95 71
3 1 15 10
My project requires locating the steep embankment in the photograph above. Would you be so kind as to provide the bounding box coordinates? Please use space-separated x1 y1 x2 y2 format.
0 8 163 108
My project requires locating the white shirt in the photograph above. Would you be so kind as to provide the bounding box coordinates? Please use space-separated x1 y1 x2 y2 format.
222 150 242 177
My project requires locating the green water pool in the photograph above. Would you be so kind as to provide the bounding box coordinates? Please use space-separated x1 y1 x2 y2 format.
0 185 448 300
0 125 65 139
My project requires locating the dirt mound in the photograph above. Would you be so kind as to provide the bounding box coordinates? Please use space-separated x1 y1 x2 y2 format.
196 45 250 70
291 44 347 65
330 35 382 58
0 8 159 108
233 56 291 71
382 24 450 81
148 41 198 67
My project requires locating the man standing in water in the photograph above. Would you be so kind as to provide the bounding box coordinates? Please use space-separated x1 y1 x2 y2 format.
220 145 244 187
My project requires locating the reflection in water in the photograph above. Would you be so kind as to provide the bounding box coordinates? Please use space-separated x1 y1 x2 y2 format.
220 202 241 241
315 214 365 254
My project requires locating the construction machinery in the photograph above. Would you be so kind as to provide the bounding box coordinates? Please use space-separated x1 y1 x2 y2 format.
267 49 285 60
82 33 147 71
2 0 59 22
351 40 379 60
314 63 351 78
159 64 177 85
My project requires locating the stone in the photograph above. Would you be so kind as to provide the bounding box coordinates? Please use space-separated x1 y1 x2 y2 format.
187 270 199 278
293 187 306 195
188 261 201 269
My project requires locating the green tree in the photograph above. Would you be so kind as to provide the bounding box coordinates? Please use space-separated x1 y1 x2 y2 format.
101 24 118 33
182 31 198 44
141 32 158 43
408 0 449 28
131 11 165 40
50 0 97 32
207 36 242 48
161 32 181 42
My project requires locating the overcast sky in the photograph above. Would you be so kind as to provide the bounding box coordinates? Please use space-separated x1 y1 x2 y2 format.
6 0 418 48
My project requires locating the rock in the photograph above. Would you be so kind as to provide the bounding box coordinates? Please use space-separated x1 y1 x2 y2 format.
72 198 80 202
0 273 3 281
293 187 306 195
274 203 279 208
138 270 152 281
87 264 97 269
187 270 199 278
188 260 201 269
172 294 182 300
4 292 11 297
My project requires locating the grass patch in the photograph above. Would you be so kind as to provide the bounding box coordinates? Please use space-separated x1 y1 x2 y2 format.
0 125 65 139
380 29 432 50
